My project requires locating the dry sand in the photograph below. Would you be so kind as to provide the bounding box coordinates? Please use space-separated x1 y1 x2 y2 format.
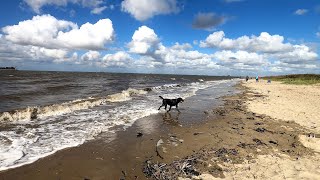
1 81 320 180
245 80 320 134
217 80 320 180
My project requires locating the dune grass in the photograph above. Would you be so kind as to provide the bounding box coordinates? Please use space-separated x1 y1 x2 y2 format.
264 74 320 85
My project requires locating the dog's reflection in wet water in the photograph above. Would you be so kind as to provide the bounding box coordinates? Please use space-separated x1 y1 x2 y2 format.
162 112 181 126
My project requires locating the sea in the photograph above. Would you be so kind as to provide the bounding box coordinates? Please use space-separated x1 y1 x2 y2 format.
0 70 239 171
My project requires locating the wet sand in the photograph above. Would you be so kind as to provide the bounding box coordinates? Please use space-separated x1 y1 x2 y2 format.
1 81 320 179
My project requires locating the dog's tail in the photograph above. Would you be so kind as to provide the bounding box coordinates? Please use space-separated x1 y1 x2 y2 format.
159 96 164 99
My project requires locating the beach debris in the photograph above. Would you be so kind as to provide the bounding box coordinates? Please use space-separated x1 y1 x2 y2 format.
136 132 143 137
143 161 168 179
156 139 164 159
291 142 298 148
121 170 127 178
193 132 204 136
252 138 266 146
213 109 227 116
255 114 265 119
307 133 318 138
143 147 241 179
269 140 278 145
237 142 253 149
255 127 266 133
215 148 238 158
143 157 200 179
237 138 266 149
157 139 164 146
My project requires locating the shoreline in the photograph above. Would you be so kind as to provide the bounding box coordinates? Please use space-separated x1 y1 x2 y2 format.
1 81 319 179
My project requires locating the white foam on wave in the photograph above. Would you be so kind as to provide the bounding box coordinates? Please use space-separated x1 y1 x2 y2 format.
151 80 224 99
0 79 238 171
0 131 82 171
0 88 148 122
0 101 159 170
106 88 147 102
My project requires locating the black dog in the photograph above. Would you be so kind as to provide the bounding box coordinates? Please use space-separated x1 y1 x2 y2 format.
158 96 184 112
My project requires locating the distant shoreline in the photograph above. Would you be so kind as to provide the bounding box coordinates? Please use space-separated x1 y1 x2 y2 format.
0 67 16 70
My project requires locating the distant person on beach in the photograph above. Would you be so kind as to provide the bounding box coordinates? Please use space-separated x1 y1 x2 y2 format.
246 76 249 82
255 76 259 82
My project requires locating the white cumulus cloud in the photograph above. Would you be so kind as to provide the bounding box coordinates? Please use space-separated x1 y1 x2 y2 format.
270 44 318 64
128 26 160 54
213 50 267 70
127 26 219 70
0 35 73 63
101 51 132 67
56 19 114 50
2 14 114 50
171 42 192 50
81 51 100 61
200 31 293 53
121 0 179 21
30 46 69 59
200 31 319 72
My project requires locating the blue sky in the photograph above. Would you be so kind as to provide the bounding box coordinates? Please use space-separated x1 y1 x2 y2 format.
0 0 319 75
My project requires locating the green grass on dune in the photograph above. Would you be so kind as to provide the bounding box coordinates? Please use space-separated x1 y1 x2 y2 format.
264 74 320 85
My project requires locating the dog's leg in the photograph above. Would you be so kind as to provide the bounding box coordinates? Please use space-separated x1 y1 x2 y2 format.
176 105 180 112
164 104 167 110
168 105 172 112
158 103 164 110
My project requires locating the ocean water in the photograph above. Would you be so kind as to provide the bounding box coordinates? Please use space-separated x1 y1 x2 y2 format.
0 71 238 171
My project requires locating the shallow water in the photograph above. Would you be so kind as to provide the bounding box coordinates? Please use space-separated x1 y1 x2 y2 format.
0 71 238 171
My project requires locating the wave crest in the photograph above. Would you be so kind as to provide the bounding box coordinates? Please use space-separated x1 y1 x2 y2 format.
107 88 148 102
0 88 149 122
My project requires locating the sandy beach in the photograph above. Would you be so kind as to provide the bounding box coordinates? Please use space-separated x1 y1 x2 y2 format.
1 80 320 179
219 80 320 179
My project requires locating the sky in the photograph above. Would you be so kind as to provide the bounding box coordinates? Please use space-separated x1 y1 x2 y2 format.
0 0 319 76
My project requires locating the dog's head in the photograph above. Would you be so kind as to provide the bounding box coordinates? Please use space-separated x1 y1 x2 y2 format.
177 97 184 103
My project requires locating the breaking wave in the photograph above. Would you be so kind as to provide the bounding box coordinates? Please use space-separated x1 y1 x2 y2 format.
0 88 149 122
106 88 148 102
